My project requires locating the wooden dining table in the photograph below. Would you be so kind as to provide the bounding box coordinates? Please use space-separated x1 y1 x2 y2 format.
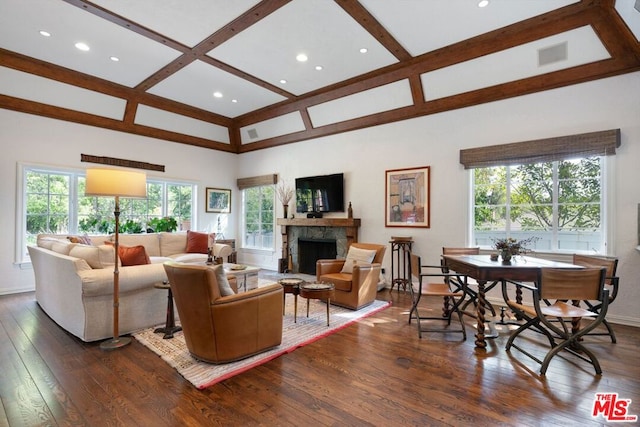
441 254 582 350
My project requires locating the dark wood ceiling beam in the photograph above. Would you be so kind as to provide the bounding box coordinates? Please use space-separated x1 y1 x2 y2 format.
0 94 235 152
334 0 412 61
235 0 597 127
0 48 233 127
590 1 640 61
237 55 640 153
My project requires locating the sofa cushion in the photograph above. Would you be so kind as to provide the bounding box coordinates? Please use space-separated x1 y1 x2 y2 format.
186 230 214 254
118 233 161 257
340 246 377 274
37 236 69 250
213 264 235 296
69 244 116 269
159 232 187 256
50 240 76 255
169 253 208 263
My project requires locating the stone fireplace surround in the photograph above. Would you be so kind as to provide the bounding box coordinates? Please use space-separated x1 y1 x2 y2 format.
276 218 361 273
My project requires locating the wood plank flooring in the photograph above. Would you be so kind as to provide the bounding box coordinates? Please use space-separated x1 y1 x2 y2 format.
1 286 639 426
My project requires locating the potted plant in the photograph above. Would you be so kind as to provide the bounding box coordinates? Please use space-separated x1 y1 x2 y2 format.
147 217 178 233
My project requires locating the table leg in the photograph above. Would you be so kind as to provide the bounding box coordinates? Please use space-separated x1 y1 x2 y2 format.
294 294 298 323
326 298 330 326
154 288 182 339
475 280 487 349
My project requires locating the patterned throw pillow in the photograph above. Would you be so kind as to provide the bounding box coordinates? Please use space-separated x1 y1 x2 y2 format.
67 234 93 245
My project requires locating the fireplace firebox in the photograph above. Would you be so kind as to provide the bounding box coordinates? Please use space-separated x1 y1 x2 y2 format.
298 238 337 274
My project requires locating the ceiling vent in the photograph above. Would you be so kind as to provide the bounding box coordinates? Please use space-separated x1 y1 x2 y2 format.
538 41 568 66
247 128 259 140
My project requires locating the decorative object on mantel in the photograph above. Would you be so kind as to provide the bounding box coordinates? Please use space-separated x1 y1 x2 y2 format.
277 181 294 219
492 236 539 263
348 201 353 218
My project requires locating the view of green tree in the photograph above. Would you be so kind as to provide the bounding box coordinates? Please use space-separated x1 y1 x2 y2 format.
244 185 274 249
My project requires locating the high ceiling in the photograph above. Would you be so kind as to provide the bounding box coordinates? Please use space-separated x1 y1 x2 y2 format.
1 0 639 153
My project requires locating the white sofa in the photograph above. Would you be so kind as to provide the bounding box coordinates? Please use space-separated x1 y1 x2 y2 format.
28 232 232 342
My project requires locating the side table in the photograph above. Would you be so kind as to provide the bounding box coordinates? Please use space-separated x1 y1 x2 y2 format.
278 277 304 322
389 237 413 292
153 281 182 339
299 282 335 326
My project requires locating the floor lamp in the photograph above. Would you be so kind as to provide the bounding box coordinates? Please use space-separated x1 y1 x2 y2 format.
85 168 147 350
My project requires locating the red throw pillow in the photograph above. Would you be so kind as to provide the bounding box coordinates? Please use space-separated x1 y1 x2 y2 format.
186 230 213 254
104 241 150 266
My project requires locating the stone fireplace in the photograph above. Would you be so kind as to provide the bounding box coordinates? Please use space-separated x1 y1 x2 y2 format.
276 218 361 273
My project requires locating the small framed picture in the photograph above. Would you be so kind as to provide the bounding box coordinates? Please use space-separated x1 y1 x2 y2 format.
206 188 231 213
385 166 430 228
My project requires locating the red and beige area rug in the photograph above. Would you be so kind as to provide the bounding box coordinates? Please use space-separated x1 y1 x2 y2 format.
133 297 391 389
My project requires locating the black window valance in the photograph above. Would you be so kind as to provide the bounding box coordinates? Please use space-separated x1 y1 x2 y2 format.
459 129 620 169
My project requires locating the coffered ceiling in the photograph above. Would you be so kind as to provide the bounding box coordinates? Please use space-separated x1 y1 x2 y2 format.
1 0 639 153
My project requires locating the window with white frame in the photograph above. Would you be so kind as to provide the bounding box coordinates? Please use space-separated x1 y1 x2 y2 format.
472 157 605 252
19 164 195 263
461 129 619 255
242 184 275 250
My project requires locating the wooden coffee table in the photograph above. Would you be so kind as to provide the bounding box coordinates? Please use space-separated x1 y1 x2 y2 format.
278 277 304 322
299 282 335 326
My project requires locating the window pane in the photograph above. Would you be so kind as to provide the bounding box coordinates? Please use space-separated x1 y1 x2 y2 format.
243 185 275 250
472 157 603 252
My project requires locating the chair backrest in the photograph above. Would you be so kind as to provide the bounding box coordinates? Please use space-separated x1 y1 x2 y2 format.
442 247 480 255
409 252 421 281
538 267 606 301
572 254 618 286
351 242 386 264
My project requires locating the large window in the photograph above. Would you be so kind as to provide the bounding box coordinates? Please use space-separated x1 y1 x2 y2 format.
20 165 194 262
472 157 605 253
242 185 275 250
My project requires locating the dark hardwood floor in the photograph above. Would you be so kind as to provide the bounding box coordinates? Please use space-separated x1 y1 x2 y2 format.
1 285 639 426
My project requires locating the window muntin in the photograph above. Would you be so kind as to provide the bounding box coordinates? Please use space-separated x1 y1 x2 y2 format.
242 185 275 250
472 157 604 253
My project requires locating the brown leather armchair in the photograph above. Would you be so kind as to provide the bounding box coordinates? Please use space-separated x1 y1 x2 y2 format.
316 243 386 310
163 261 283 364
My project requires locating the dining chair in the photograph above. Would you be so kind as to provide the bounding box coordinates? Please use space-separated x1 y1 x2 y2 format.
408 251 468 340
572 254 619 343
442 247 498 317
502 267 608 375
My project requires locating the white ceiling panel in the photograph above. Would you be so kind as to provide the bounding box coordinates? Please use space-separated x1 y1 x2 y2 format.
360 0 578 56
308 79 413 128
146 60 287 117
0 0 182 87
240 112 306 144
615 0 640 42
0 67 125 120
135 105 230 143
90 0 261 48
421 26 610 101
208 0 398 96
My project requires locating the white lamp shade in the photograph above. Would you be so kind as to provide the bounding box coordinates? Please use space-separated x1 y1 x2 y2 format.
85 168 147 198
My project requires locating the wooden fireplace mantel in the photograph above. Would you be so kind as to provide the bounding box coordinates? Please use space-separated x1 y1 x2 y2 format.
276 218 361 262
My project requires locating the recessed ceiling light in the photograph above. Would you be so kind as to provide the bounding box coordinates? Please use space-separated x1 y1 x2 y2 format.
110 56 120 62
75 42 90 51
280 79 287 84
359 48 368 54
315 65 323 71
232 99 238 103
39 30 51 37
478 0 489 7
213 91 223 98
296 53 308 62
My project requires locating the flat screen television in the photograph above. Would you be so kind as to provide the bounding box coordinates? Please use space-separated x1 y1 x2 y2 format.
295 173 344 214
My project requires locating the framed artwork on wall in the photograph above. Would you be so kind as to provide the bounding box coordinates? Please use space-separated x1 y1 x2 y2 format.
206 188 231 213
385 166 430 228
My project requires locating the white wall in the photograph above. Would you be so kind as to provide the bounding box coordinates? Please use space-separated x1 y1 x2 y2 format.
1 112 238 294
237 72 640 327
1 72 638 326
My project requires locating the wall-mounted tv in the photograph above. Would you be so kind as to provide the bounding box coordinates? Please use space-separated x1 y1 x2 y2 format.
295 173 344 214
